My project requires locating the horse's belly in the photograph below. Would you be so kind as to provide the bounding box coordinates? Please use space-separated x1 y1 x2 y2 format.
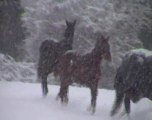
72 69 99 86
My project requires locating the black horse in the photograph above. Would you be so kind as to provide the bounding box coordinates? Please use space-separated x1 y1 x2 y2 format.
111 50 152 116
37 20 76 96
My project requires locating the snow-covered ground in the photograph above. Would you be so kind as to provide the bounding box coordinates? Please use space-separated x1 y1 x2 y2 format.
0 81 152 120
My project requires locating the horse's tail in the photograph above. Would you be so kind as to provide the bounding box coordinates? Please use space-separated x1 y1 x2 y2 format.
37 40 49 89
111 89 124 116
111 69 124 116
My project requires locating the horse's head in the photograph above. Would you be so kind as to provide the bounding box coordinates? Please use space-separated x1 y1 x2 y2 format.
64 20 76 39
96 34 112 62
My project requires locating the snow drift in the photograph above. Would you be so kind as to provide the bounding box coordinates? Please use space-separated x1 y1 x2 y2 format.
0 54 36 82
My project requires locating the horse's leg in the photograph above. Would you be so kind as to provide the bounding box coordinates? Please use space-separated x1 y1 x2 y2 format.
63 85 69 104
124 93 131 115
89 84 98 114
57 78 69 104
119 93 131 118
41 74 48 97
111 90 124 116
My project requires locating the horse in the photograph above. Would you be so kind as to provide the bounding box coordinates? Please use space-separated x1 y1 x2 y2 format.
37 20 76 97
111 49 152 117
55 34 112 114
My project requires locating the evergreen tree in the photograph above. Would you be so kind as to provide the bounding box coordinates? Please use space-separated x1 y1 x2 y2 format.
138 0 152 50
0 0 25 60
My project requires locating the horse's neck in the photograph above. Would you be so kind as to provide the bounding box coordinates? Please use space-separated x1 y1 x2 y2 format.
59 35 74 49
90 47 103 64
82 51 102 66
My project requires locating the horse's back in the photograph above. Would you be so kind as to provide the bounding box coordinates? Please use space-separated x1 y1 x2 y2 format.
143 55 152 83
114 52 145 91
40 39 57 52
62 51 101 83
114 51 152 98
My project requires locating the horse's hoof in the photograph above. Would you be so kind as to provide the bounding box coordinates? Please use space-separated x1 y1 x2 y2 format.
42 93 47 98
62 98 68 106
110 109 118 117
110 111 115 117
61 101 68 106
64 98 69 104
87 105 92 112
120 108 130 117
120 112 132 120
91 108 95 115
56 95 60 101
42 89 48 97
87 106 95 115
120 110 126 117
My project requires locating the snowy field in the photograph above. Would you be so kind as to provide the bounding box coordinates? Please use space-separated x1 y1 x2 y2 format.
0 81 152 120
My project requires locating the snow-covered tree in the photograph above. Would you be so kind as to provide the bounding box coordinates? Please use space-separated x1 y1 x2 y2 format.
137 0 152 50
108 0 152 65
22 0 151 62
22 0 152 88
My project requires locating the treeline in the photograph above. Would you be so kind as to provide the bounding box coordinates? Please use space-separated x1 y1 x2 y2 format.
0 0 151 62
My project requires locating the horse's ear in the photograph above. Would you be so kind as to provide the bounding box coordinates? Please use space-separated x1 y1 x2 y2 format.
106 36 109 41
73 20 77 26
66 19 70 26
100 34 104 40
100 34 109 42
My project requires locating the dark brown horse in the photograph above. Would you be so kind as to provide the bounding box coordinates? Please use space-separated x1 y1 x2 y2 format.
55 34 112 114
37 20 76 96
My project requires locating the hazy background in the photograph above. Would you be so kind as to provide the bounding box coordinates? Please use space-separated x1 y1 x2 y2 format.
0 0 152 89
